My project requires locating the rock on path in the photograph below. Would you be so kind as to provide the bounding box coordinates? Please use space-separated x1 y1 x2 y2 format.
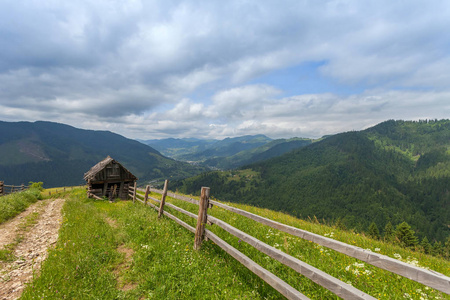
0 198 65 300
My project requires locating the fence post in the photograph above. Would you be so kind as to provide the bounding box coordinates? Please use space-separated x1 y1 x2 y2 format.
144 185 150 205
158 180 169 218
194 187 210 250
132 181 137 203
21 184 25 191
0 181 3 196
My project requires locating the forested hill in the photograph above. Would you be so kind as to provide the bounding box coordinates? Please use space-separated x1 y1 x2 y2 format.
172 120 450 243
0 121 206 187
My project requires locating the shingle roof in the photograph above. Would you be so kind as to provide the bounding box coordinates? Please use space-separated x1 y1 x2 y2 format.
83 156 136 182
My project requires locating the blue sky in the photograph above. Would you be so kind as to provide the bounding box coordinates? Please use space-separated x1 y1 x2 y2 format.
0 0 449 139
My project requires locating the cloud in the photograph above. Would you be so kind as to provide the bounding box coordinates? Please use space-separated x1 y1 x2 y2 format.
0 0 449 140
73 86 447 139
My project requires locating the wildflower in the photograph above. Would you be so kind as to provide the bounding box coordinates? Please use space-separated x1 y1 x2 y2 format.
374 248 381 252
364 270 372 276
393 253 402 259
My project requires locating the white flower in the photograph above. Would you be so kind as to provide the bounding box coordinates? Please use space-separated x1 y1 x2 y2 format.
393 253 402 259
374 248 381 252
345 265 351 271
364 270 372 275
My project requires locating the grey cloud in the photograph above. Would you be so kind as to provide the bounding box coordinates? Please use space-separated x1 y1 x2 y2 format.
0 0 449 139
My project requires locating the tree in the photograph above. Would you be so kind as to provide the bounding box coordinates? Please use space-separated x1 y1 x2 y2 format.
395 222 418 248
384 222 394 242
368 222 380 239
432 241 443 256
420 236 432 254
444 237 450 259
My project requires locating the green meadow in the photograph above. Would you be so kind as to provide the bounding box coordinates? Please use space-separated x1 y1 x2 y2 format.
20 188 449 299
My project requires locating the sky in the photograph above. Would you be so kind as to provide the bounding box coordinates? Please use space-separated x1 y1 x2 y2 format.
1 0 449 140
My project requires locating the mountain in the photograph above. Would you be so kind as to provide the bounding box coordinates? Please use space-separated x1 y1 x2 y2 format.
141 135 273 163
0 121 206 187
172 120 450 243
139 138 217 159
203 138 314 169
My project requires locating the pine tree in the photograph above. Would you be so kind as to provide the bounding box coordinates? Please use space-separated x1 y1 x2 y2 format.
368 222 380 239
384 222 394 242
420 236 432 254
432 241 443 256
444 237 450 259
395 222 418 248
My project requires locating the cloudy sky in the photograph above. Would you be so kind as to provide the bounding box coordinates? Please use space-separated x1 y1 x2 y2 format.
1 0 449 139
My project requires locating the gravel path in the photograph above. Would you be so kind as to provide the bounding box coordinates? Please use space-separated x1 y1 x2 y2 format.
0 198 65 300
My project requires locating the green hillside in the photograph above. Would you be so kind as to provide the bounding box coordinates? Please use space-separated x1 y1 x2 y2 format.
139 138 217 158
203 138 313 169
172 120 450 244
143 135 273 163
0 121 206 187
20 188 449 299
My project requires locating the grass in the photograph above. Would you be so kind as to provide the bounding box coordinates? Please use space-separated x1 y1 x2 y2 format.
0 188 41 225
21 189 450 299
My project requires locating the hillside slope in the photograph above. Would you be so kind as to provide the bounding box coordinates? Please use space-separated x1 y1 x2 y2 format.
0 121 205 187
203 138 314 169
173 120 450 243
142 135 273 163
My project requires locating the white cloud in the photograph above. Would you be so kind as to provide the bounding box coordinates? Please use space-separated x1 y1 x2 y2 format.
0 0 449 140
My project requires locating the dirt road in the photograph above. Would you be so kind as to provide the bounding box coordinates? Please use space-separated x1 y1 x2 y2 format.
0 198 64 300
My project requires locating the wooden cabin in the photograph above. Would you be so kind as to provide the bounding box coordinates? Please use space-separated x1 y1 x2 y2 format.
84 156 137 200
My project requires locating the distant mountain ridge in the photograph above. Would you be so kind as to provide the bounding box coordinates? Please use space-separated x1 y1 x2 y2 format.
141 135 314 169
0 121 206 187
172 119 450 243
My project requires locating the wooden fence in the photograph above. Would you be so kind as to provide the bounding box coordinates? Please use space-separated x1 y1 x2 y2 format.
47 185 87 197
130 182 450 299
0 181 28 196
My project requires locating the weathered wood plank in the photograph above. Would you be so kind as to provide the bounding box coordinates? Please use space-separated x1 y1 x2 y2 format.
194 187 210 250
158 180 169 219
132 182 137 203
207 215 375 300
144 185 150 205
144 198 196 234
89 193 103 200
204 230 309 300
209 200 450 294
150 188 199 205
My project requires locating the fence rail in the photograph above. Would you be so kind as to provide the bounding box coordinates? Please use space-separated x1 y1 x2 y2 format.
0 181 28 196
142 185 450 297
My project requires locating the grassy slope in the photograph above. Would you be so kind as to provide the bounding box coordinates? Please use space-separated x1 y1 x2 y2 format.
21 189 449 299
0 189 41 225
